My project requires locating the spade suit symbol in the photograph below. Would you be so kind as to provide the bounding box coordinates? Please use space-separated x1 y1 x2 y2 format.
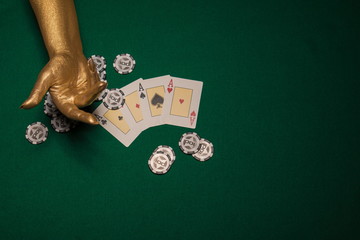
151 93 164 108
140 92 145 99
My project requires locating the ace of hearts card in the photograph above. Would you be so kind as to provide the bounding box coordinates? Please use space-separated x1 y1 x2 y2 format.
162 76 203 129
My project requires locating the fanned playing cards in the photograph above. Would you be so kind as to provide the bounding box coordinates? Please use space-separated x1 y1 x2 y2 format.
93 75 203 147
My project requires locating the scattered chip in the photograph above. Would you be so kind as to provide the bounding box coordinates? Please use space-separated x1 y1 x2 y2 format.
179 132 201 154
102 88 125 110
192 138 214 161
153 145 176 165
148 152 172 174
25 122 48 144
113 53 136 74
51 114 72 133
89 55 106 72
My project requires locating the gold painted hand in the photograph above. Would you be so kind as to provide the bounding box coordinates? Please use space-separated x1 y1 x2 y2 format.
20 0 106 125
21 52 107 124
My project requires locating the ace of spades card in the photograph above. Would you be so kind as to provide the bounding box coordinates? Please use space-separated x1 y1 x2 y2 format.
138 75 170 128
163 76 203 129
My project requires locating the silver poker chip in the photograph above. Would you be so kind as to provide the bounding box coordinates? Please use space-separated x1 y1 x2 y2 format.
43 100 60 117
51 114 72 133
148 152 172 175
44 92 60 117
153 145 176 165
102 88 125 110
97 88 109 101
97 70 107 82
192 138 214 162
89 55 106 72
179 132 201 154
113 53 136 74
25 122 48 144
45 92 55 106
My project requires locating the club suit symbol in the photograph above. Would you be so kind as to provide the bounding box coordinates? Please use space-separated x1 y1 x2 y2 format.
151 93 164 108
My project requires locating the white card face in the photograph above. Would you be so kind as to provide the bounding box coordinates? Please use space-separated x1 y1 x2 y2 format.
139 75 171 128
93 104 142 147
120 78 148 132
163 76 203 129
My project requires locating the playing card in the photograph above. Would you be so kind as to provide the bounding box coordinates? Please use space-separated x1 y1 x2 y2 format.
139 75 170 128
120 78 148 132
93 104 142 147
163 76 203 128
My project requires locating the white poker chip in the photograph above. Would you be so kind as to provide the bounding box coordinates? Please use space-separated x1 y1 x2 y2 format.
148 152 172 175
113 53 136 74
192 138 214 162
153 145 176 165
179 132 201 154
51 114 72 133
102 88 125 110
45 92 54 105
97 88 109 101
97 70 107 82
44 92 60 117
25 122 48 145
89 55 106 72
43 100 59 117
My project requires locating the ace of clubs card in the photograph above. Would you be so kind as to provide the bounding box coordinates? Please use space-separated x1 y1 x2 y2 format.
93 103 142 147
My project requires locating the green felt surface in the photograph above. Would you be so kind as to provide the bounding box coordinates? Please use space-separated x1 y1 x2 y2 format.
1 0 360 239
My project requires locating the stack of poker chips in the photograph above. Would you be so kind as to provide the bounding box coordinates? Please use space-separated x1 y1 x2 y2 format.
44 92 78 133
25 94 78 144
147 132 214 175
89 55 108 101
148 145 176 175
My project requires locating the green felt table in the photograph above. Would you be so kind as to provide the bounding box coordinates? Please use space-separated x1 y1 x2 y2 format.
1 0 359 239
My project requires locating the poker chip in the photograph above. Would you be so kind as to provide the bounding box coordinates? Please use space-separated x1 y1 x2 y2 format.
148 151 172 175
179 132 201 154
45 92 55 105
43 92 60 117
192 138 214 162
97 88 109 101
153 145 176 165
50 114 72 133
98 70 107 82
102 88 125 110
43 100 60 117
25 122 48 144
113 53 136 74
45 91 51 101
89 55 106 72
